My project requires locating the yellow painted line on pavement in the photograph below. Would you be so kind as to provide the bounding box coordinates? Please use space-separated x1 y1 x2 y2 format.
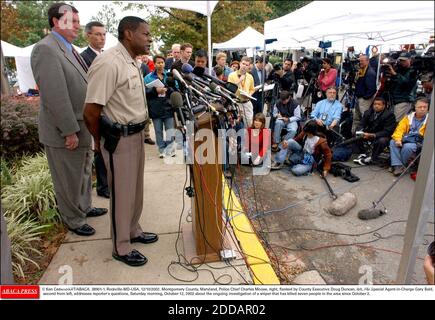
223 177 280 285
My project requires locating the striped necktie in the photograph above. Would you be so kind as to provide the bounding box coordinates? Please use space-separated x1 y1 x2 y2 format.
72 48 88 73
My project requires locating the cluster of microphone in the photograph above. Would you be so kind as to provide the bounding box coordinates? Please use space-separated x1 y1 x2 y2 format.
166 64 251 130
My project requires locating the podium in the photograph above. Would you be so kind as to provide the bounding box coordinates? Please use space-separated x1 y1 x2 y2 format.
183 112 224 263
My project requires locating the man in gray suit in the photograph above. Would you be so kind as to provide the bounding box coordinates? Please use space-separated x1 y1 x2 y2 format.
31 2 107 236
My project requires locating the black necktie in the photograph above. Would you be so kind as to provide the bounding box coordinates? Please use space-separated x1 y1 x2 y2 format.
72 48 88 73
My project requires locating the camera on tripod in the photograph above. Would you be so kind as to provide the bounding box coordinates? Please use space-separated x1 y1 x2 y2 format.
380 57 398 74
412 55 435 75
342 57 359 73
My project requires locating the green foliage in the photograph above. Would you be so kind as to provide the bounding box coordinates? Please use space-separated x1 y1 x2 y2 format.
121 1 311 55
1 1 87 47
1 158 13 188
266 0 312 20
2 153 59 225
91 4 119 35
5 212 48 278
0 97 42 160
15 152 50 178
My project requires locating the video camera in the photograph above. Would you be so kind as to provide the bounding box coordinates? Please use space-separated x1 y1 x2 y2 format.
342 57 359 73
412 55 435 75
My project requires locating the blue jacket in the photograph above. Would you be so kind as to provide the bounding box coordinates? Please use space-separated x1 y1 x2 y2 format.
311 99 343 127
354 66 377 99
144 70 173 119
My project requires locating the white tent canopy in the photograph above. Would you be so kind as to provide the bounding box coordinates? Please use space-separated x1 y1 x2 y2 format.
265 1 434 51
213 26 264 51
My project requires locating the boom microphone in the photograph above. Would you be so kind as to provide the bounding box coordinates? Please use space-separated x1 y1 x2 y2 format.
336 136 364 147
172 69 188 88
209 82 237 104
170 91 186 128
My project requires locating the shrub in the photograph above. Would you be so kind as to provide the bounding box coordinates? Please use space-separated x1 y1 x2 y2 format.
15 152 50 179
1 153 59 225
1 96 42 160
5 212 49 278
1 158 13 187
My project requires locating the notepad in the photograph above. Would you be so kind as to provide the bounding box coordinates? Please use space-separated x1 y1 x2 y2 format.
145 78 165 88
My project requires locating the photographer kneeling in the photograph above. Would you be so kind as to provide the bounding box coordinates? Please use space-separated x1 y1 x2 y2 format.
353 97 396 165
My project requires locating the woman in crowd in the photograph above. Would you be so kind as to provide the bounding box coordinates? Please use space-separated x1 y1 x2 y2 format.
230 60 240 72
241 113 270 166
144 55 175 158
271 120 332 177
318 58 338 98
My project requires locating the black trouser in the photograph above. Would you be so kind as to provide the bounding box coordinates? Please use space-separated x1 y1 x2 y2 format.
355 136 389 161
371 137 390 162
252 92 263 115
95 151 109 195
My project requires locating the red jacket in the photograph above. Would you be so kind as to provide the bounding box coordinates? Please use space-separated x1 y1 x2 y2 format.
246 128 271 158
318 68 337 92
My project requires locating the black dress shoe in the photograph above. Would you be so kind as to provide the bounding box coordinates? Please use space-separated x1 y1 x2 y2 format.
144 138 156 145
86 207 108 217
68 224 95 236
131 232 159 244
97 190 110 199
112 249 147 266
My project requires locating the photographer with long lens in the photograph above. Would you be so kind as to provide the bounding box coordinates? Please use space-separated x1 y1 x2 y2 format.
275 58 297 93
352 54 377 134
381 52 418 123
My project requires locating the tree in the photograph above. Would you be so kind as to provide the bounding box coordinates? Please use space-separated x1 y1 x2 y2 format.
266 0 312 20
1 1 87 47
90 4 119 35
121 1 272 54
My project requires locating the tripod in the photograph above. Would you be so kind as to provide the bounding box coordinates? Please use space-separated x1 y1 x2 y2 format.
301 77 317 118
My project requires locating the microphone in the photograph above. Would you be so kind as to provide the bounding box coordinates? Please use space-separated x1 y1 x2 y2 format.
336 136 364 147
202 72 226 87
181 63 194 75
209 82 237 104
172 69 188 88
170 91 186 128
192 66 205 77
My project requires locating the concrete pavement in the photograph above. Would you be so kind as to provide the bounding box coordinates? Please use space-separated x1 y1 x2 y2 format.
39 134 252 285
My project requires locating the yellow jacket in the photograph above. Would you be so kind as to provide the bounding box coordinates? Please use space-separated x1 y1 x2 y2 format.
392 112 427 142
228 70 255 99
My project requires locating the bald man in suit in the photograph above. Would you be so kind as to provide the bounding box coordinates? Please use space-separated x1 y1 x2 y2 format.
31 2 107 236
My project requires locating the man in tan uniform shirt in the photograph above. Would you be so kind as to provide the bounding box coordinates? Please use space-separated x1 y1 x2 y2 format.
84 17 158 267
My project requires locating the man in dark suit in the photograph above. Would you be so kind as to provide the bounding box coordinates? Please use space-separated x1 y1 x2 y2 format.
251 56 265 114
353 97 396 165
81 21 110 199
31 3 107 236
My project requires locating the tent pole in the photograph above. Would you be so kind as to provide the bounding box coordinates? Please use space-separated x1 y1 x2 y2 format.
339 37 344 87
376 45 382 88
262 39 266 116
1 46 11 96
207 2 212 76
